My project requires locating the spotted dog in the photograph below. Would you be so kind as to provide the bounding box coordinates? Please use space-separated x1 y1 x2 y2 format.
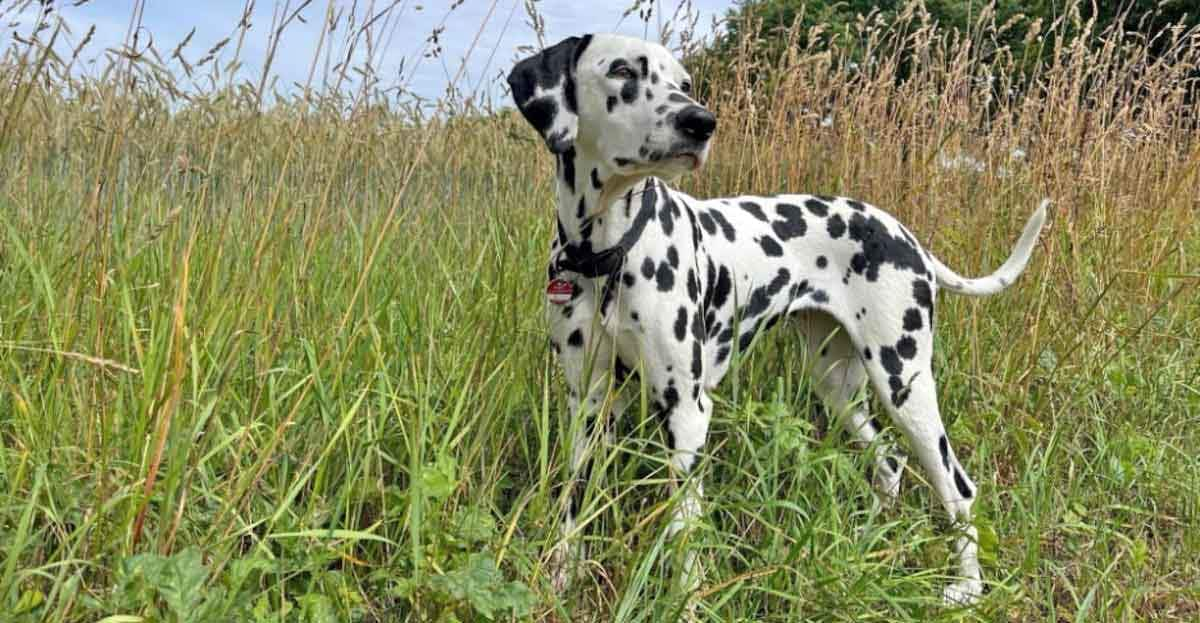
508 33 1048 605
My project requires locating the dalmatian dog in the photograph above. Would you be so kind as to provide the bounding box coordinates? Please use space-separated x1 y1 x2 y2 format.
508 33 1047 605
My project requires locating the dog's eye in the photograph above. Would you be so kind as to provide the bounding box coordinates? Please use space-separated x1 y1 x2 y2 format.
680 80 693 94
609 66 637 80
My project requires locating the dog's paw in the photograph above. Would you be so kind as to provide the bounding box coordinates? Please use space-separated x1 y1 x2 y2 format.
942 578 983 606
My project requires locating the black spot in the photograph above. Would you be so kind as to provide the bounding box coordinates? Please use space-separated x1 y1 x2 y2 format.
816 255 828 269
708 210 737 242
591 168 602 189
667 246 679 268
862 347 872 360
663 385 680 409
880 346 902 375
668 92 690 103
576 196 586 219
631 311 640 322
913 279 933 309
691 341 703 379
686 269 699 302
562 305 573 318
885 456 900 473
690 309 705 342
804 198 829 217
890 376 911 407
622 272 636 287
896 335 917 359
913 279 935 330
772 203 807 240
698 211 716 235
568 329 584 348
759 236 783 257
659 193 676 235
711 266 732 309
954 469 974 499
655 262 675 291
827 214 846 239
744 268 791 318
738 320 762 352
641 257 655 279
600 280 617 316
903 308 923 332
674 307 688 341
847 199 867 211
740 201 768 222
615 358 634 384
638 55 649 76
606 96 617 112
645 89 653 99
559 147 576 194
651 72 659 83
811 289 829 303
939 435 950 471
846 212 930 282
716 346 731 364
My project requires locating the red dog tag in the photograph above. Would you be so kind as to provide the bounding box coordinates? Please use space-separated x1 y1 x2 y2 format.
546 279 573 305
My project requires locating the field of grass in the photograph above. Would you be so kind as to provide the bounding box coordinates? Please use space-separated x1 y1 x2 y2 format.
1 1 1198 621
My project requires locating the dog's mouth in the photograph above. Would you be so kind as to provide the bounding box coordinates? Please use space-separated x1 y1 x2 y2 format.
616 147 708 173
661 148 707 172
675 152 703 171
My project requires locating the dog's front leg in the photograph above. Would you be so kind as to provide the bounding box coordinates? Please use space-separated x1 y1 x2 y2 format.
545 281 631 592
641 349 713 599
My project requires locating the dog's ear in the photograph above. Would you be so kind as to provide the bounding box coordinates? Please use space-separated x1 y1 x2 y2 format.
507 35 592 154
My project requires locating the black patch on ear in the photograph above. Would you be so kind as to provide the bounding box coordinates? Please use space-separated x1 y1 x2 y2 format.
507 35 593 153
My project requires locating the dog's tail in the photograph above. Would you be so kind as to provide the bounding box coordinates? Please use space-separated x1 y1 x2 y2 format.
930 199 1049 297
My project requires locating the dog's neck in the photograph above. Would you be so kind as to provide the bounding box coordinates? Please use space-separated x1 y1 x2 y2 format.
554 146 654 247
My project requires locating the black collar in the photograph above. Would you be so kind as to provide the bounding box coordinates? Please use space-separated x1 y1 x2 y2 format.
553 179 660 281
554 241 628 279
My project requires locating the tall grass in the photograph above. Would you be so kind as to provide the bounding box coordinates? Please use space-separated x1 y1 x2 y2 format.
0 0 1197 621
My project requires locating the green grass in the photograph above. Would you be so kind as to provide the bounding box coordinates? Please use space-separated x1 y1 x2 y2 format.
2 2 1200 621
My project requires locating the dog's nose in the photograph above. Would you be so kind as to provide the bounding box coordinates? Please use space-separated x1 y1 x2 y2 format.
675 105 716 141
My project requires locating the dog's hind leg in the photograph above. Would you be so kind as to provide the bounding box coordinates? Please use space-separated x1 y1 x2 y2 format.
800 312 907 505
864 352 983 605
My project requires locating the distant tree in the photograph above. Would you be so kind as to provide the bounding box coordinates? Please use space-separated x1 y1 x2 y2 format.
708 0 1199 70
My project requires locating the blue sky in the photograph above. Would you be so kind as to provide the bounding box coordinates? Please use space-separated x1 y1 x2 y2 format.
5 1 731 109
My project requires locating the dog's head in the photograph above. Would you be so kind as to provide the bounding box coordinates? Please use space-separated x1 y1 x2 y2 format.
508 34 714 179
